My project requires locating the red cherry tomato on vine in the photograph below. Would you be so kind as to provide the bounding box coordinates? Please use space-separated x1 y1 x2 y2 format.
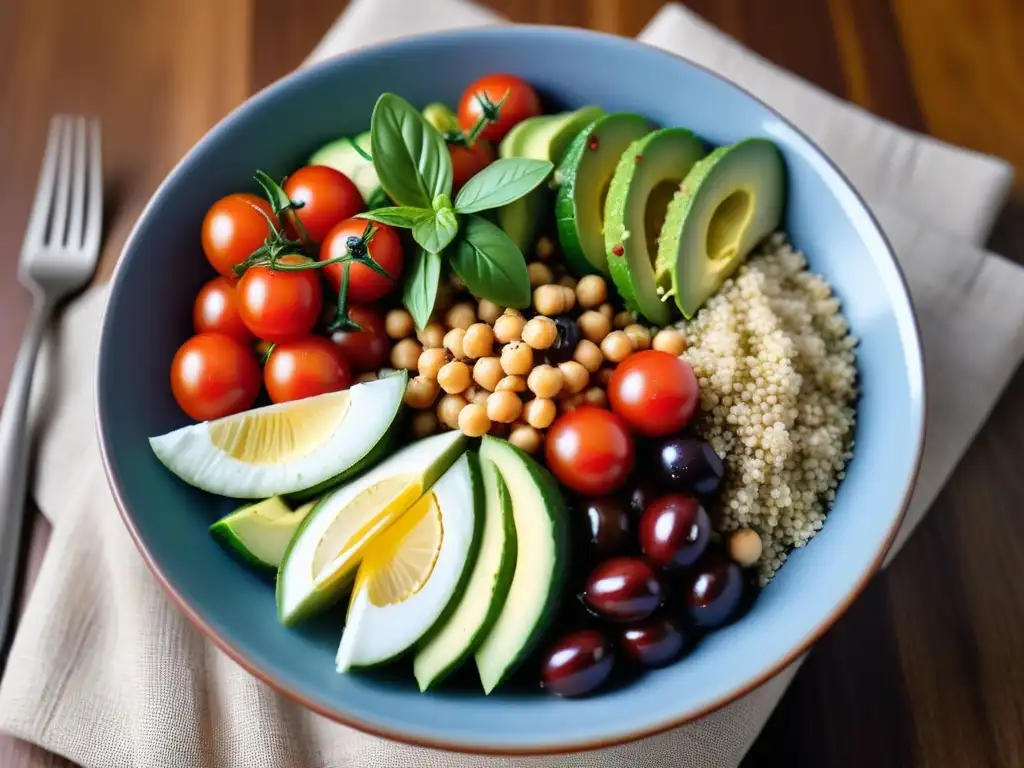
192 276 254 344
201 193 276 277
319 218 404 304
263 336 352 404
236 254 323 343
282 165 364 243
170 333 261 422
608 350 700 437
329 305 390 373
449 140 495 192
457 74 542 142
545 406 635 496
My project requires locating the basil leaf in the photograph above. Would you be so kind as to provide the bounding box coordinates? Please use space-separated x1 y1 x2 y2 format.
357 206 430 229
403 247 442 330
412 208 459 254
449 215 531 308
366 187 393 209
453 158 554 214
370 93 453 209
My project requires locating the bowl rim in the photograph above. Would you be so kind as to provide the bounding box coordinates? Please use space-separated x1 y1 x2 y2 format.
94 23 927 756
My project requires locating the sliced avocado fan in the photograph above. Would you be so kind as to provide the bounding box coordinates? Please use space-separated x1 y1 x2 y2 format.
659 138 786 319
604 128 707 325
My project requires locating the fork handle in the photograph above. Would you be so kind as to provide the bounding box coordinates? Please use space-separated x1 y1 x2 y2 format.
0 295 54 658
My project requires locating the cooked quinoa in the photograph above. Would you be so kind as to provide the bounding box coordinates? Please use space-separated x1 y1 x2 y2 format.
678 233 858 585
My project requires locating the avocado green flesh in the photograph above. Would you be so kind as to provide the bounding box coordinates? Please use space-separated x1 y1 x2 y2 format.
604 127 706 325
309 131 381 204
474 437 569 694
210 496 316 572
659 138 785 319
555 113 653 276
413 456 517 691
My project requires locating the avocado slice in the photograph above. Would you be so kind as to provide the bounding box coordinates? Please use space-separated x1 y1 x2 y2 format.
276 430 468 625
659 138 786 318
422 102 462 136
604 128 707 325
209 496 317 572
309 131 381 205
474 436 569 694
413 455 518 691
554 113 653 276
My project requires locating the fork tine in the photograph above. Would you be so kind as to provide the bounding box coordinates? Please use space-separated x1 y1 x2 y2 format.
20 117 63 258
47 117 72 248
82 119 103 257
65 117 87 250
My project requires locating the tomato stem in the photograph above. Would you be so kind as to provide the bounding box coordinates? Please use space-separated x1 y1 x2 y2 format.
464 89 509 146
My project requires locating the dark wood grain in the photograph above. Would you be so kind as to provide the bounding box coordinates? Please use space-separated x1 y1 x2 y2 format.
0 1 1022 766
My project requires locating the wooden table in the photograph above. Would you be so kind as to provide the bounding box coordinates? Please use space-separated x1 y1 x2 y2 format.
1 1 1022 765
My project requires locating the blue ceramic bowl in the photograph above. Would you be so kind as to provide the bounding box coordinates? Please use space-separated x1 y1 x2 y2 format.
96 26 925 754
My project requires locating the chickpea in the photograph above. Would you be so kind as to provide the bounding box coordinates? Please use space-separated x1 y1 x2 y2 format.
417 347 449 380
560 285 577 311
437 361 471 394
557 275 577 290
487 391 523 424
354 372 378 385
573 339 604 373
472 356 503 391
583 387 609 408
500 341 533 376
601 331 633 363
390 338 422 371
559 393 585 413
404 376 440 409
445 301 477 330
493 310 525 343
653 328 688 356
729 528 763 568
417 322 445 349
527 365 563 399
385 309 414 339
463 323 495 359
535 236 555 260
624 324 651 351
596 366 616 387
533 284 570 316
436 394 468 430
558 360 589 394
522 316 557 350
443 327 467 359
598 303 615 321
465 385 490 406
528 261 555 288
523 397 556 429
496 375 527 393
509 424 542 454
411 410 439 438
458 403 491 437
578 310 612 344
575 275 607 309
478 299 503 325
613 310 635 330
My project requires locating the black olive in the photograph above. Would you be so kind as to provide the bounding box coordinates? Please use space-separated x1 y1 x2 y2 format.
543 314 581 364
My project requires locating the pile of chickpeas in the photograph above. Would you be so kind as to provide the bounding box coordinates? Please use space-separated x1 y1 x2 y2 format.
378 238 688 454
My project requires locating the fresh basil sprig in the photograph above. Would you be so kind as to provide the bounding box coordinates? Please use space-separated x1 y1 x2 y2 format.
359 93 552 328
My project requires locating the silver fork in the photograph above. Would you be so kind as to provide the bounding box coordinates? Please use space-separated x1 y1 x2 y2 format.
0 116 102 658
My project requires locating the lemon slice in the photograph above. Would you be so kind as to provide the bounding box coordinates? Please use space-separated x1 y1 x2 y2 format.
148 372 406 499
335 452 483 673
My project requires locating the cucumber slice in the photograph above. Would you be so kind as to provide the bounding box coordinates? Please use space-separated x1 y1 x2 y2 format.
210 496 317 572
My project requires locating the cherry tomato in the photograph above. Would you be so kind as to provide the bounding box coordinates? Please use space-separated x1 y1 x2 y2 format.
545 405 635 496
263 336 352 404
320 218 404 303
236 254 323 343
608 350 700 437
282 165 365 244
449 140 495 193
457 74 542 142
170 332 261 422
192 276 254 345
201 193 276 277
329 304 390 373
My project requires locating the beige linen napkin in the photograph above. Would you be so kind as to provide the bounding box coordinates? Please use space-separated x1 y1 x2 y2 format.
1 2 1020 766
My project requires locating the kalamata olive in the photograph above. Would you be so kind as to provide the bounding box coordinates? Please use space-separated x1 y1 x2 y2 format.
620 615 686 668
653 437 725 495
685 551 744 628
627 481 658 520
583 556 663 622
582 496 632 558
544 314 581 364
540 628 615 697
639 494 710 569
